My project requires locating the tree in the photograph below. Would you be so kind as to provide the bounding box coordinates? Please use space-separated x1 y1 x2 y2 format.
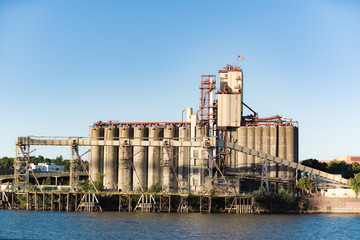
296 177 314 196
300 159 327 172
37 155 44 163
93 173 104 192
327 160 347 173
79 173 104 192
45 158 51 164
351 162 360 172
79 179 91 192
0 157 14 169
350 173 360 198
148 184 162 193
52 155 63 166
63 160 70 172
42 176 52 185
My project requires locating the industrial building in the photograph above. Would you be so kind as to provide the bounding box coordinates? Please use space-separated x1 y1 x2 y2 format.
88 64 299 193
11 62 351 213
29 163 65 173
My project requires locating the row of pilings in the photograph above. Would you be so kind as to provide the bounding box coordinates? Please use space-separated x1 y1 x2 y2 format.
0 191 254 214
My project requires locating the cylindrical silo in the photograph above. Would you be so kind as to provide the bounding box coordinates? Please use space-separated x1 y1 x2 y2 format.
278 126 287 180
194 126 205 193
286 126 295 179
162 127 176 192
237 127 247 173
178 126 190 192
254 127 263 175
118 127 132 192
247 126 255 175
269 126 277 178
89 127 103 182
229 128 238 171
133 127 147 192
173 127 179 190
148 127 162 189
103 127 118 189
262 126 270 174
294 126 299 164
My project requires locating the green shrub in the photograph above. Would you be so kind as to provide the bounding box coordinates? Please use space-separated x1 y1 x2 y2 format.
148 184 162 193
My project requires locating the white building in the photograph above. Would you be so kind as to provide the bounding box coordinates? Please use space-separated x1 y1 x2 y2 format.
29 163 65 173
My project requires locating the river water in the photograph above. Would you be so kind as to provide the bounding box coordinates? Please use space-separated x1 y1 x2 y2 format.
0 211 358 239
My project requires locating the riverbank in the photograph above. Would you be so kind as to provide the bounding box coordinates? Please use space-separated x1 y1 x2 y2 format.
3 190 360 214
0 191 254 213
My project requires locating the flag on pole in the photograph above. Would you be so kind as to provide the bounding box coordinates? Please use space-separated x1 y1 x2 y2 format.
238 56 245 60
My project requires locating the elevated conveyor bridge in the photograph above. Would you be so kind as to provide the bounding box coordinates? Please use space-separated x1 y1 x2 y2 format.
15 136 349 190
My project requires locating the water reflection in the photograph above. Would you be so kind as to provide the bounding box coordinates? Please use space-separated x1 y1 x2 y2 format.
0 211 359 239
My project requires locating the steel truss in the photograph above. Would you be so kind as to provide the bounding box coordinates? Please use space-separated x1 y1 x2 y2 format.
0 192 11 209
119 194 132 212
177 195 189 213
163 144 184 193
133 194 157 212
261 158 270 196
76 193 102 212
227 196 254 214
159 195 171 212
200 195 211 213
14 143 42 191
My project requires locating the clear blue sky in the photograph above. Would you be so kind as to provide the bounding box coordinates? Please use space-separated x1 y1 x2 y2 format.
0 0 359 161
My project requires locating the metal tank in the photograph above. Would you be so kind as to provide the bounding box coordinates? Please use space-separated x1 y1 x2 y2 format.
237 127 247 173
103 127 118 189
148 127 162 189
133 127 147 192
89 127 103 182
118 127 132 192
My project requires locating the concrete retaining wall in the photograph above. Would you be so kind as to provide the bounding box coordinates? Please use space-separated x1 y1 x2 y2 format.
308 197 360 213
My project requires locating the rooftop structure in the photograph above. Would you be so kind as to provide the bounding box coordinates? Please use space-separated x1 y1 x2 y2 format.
334 156 360 164
29 163 65 173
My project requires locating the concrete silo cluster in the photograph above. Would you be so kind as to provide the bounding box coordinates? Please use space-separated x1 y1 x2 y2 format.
89 64 299 193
